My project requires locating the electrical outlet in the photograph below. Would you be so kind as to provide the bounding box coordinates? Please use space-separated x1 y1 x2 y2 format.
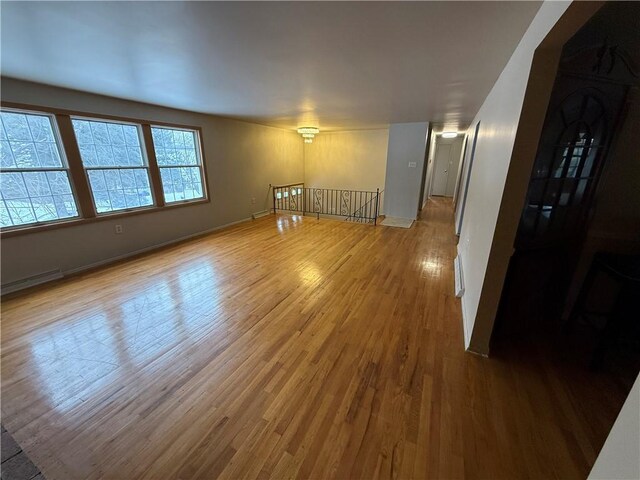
251 197 256 204
408 162 417 168
115 224 123 234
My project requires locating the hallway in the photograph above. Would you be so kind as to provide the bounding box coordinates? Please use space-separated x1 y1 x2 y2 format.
0 199 627 479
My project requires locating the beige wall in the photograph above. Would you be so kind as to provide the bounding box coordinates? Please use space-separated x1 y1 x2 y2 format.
456 1 575 352
303 129 388 192
1 78 303 288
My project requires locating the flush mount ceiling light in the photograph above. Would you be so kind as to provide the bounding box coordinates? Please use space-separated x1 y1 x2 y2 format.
441 132 458 138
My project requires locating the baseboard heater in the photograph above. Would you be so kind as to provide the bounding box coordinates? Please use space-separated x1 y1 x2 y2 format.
2 269 63 295
252 210 270 219
454 255 464 298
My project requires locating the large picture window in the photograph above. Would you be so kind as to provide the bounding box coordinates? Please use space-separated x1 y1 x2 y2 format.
0 105 209 235
151 126 205 203
72 118 153 213
0 110 78 227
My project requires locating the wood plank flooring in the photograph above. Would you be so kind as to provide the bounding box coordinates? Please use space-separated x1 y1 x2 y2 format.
0 198 629 479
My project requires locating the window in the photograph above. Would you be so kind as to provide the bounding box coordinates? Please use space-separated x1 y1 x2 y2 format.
0 103 209 235
151 126 205 203
0 110 78 227
72 118 153 213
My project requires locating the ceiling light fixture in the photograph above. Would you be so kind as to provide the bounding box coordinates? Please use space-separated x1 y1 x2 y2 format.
297 127 319 135
298 126 319 144
441 132 458 138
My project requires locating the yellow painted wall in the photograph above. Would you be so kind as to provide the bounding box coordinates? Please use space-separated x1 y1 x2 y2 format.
303 129 388 192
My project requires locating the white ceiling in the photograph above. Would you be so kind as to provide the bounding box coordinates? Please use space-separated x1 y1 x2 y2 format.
1 1 542 132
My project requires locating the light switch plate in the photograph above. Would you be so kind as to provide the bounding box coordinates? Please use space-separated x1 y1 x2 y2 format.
408 162 417 168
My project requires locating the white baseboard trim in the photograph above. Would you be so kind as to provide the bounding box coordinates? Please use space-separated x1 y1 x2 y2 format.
3 216 253 294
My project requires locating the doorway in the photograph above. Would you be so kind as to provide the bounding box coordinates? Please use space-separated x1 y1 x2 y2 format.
417 124 434 213
494 1 640 373
431 135 464 197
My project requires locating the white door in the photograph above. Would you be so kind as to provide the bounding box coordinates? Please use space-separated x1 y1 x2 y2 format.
432 143 451 196
445 148 461 196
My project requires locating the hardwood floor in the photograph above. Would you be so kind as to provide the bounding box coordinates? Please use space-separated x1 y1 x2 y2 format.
0 198 629 479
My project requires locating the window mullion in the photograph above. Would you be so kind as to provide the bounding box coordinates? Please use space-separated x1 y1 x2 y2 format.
141 124 165 208
55 114 97 219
